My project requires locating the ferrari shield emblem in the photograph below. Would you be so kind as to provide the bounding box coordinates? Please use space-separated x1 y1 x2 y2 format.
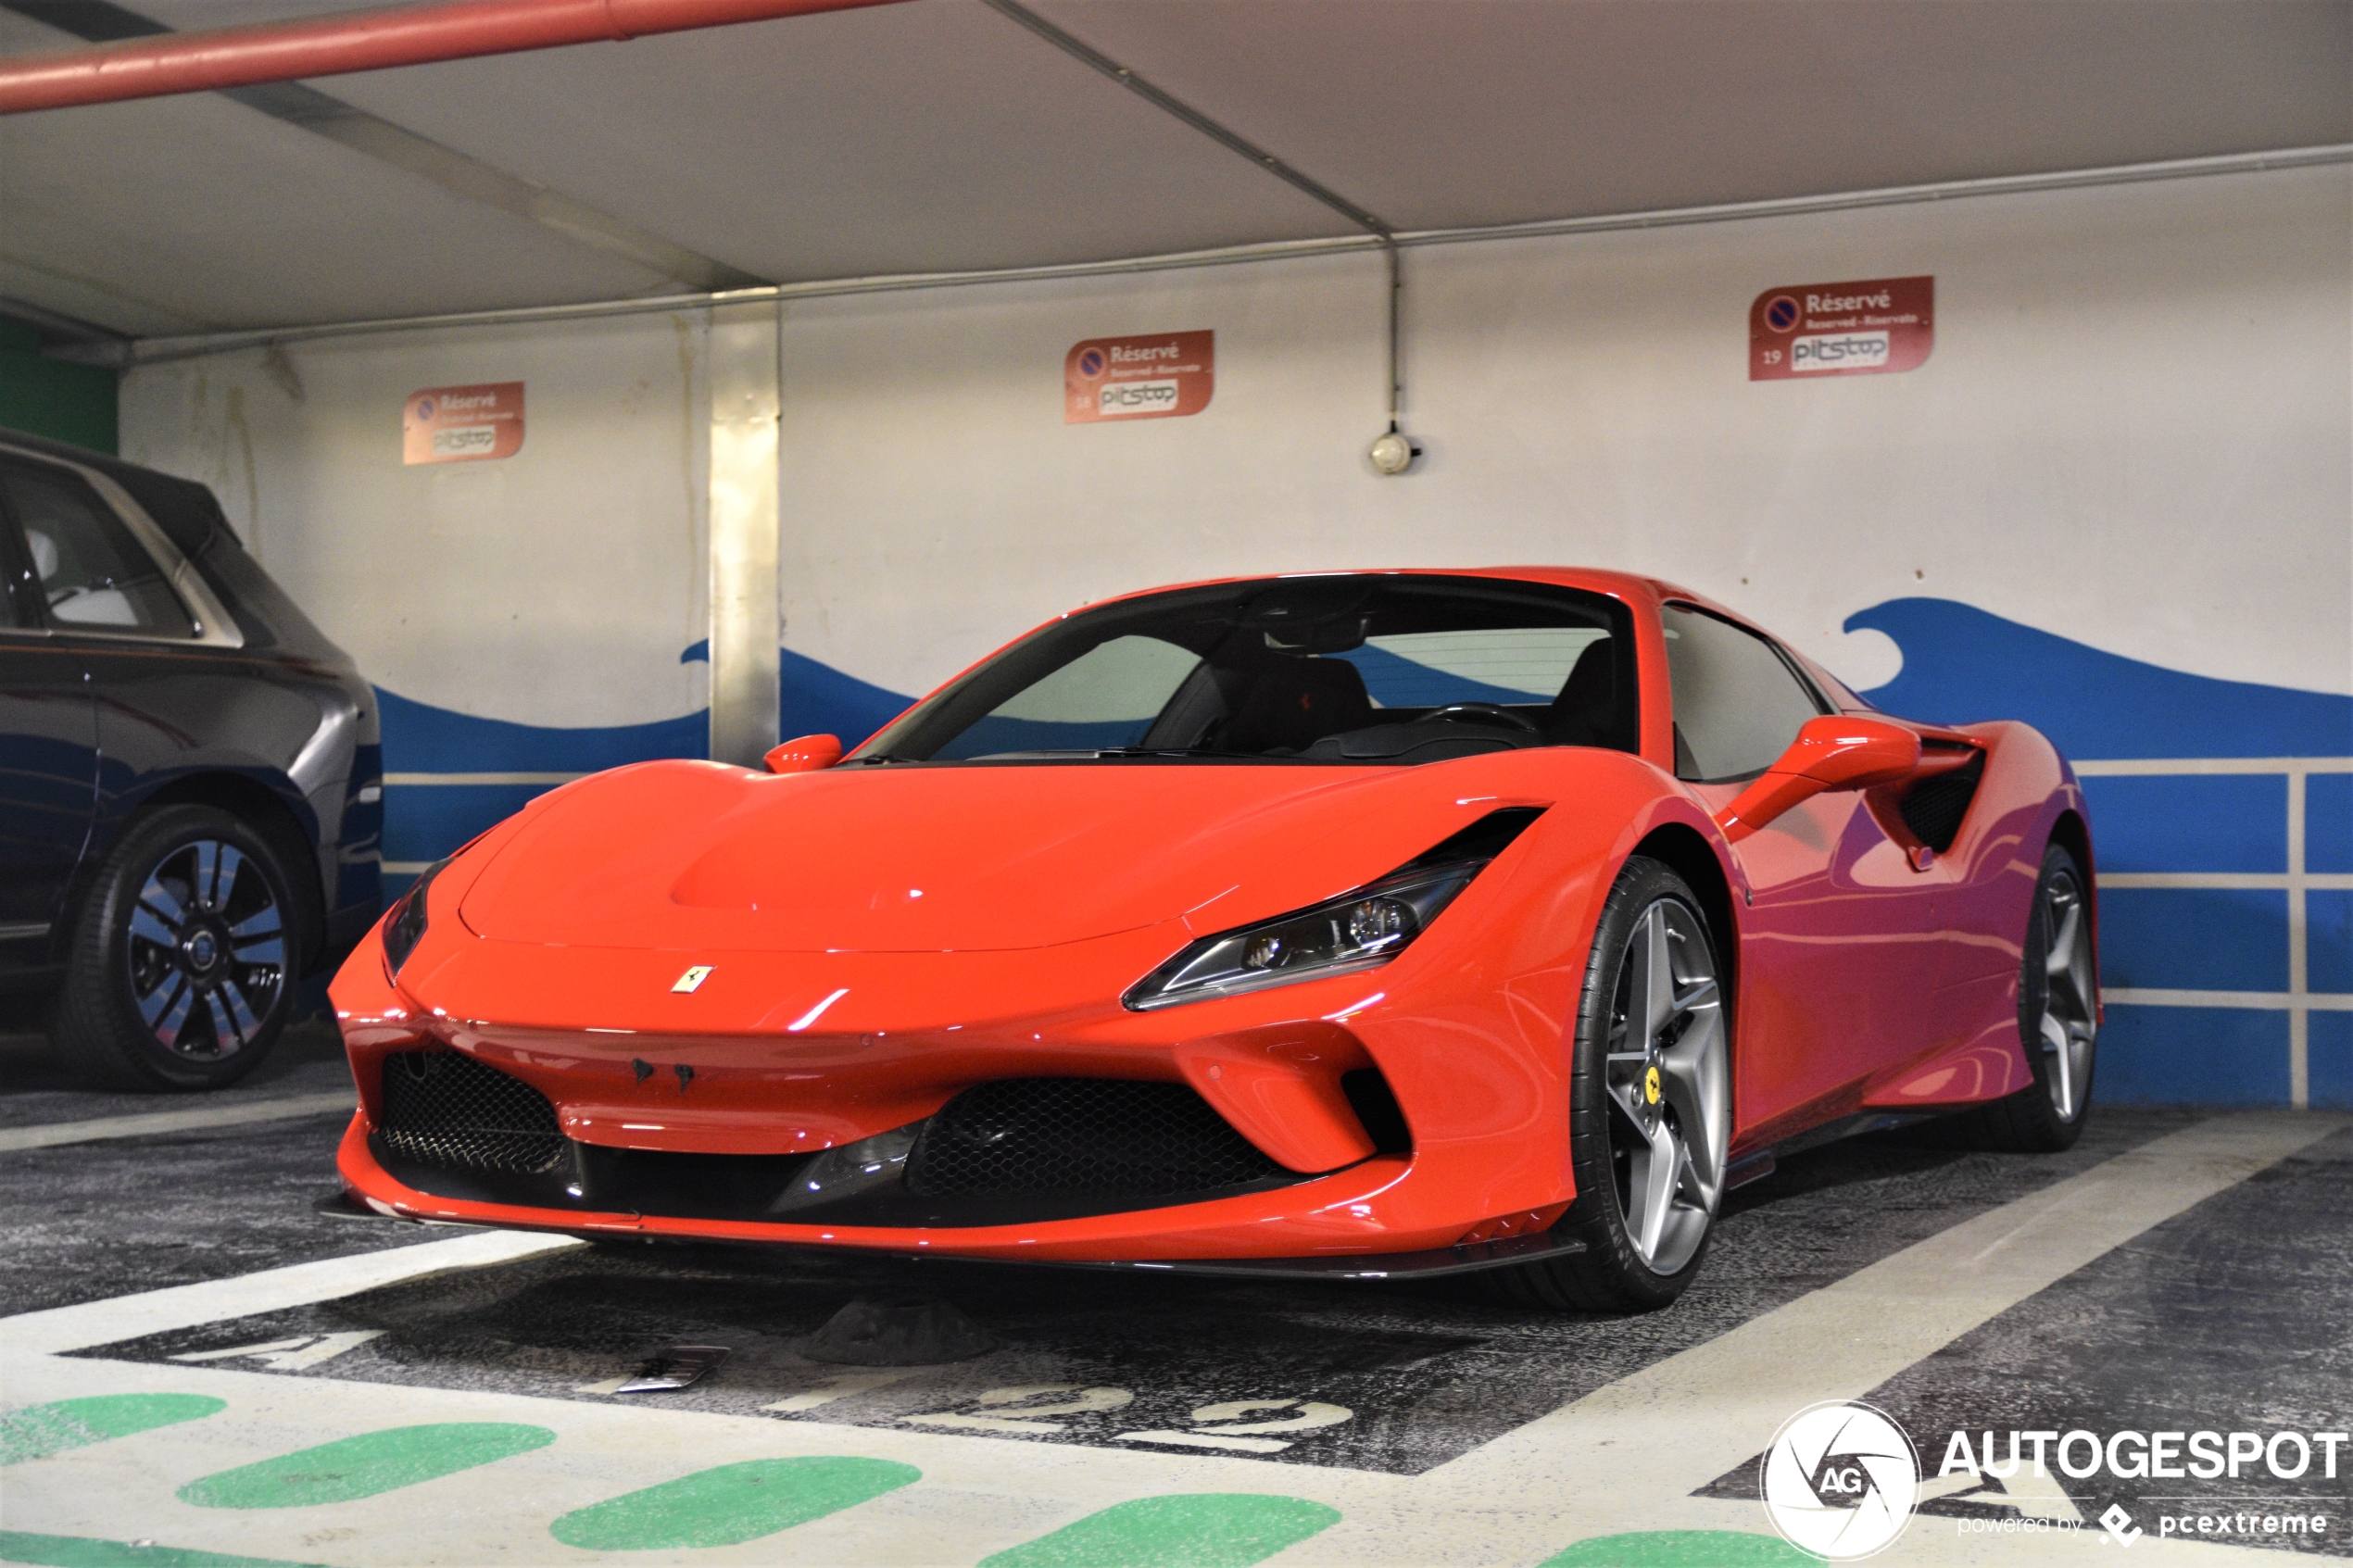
672 965 714 994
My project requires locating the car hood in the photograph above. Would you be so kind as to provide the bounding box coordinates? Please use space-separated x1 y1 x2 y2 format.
458 758 1545 953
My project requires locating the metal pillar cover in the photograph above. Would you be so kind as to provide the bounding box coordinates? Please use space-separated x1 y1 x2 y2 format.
707 300 781 767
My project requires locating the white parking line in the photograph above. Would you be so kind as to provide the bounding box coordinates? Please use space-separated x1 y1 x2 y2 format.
1286 1111 2347 1564
0 1092 357 1153
0 1227 580 1358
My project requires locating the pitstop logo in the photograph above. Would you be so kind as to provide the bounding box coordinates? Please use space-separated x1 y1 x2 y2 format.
1761 1401 1921 1560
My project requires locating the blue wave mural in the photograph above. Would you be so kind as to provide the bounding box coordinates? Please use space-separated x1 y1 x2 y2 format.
1846 599 2350 1110
377 645 911 874
1846 598 2353 759
373 601 2351 1109
676 641 914 746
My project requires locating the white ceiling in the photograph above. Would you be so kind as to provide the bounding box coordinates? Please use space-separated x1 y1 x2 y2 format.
3 0 2347 338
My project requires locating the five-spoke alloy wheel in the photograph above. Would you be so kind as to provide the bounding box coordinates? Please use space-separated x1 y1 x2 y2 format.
2033 858 2098 1123
1943 840 2100 1152
1493 855 1729 1312
1602 891 1730 1277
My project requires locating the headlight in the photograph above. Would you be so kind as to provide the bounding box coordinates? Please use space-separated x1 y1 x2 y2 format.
381 858 448 979
1123 809 1541 1011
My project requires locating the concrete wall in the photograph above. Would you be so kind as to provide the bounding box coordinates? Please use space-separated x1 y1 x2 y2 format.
120 160 2353 1105
777 166 2347 706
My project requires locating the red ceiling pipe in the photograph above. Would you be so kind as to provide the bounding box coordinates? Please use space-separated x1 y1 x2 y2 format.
0 0 915 116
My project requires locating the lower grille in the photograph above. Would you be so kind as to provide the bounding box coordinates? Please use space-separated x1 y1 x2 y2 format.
377 1050 567 1175
906 1078 1284 1198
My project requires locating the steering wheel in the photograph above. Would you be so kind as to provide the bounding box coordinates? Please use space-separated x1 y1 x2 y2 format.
1409 702 1541 734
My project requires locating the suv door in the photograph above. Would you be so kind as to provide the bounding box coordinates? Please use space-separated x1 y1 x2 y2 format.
0 465 97 967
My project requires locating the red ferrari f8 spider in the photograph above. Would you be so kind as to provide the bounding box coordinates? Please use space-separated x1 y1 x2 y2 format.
333 570 2098 1311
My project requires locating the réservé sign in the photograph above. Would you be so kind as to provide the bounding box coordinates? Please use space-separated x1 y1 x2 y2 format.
1749 277 1933 381
1064 332 1214 423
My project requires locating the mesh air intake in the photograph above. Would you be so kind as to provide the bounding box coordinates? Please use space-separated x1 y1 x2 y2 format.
377 1050 567 1175
906 1078 1283 1198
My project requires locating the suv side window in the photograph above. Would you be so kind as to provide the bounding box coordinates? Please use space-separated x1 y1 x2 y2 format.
1661 603 1828 783
0 463 194 638
0 515 33 629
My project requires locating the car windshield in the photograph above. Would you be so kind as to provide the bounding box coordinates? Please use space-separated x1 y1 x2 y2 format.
856 574 1639 765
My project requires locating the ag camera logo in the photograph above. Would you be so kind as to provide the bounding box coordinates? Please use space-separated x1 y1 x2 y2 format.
1761 1400 1920 1561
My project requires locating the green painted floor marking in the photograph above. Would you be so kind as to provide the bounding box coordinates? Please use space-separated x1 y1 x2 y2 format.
1540 1530 1813 1567
1 1396 226 1466
547 1456 921 1550
176 1422 555 1510
0 1532 329 1568
979 1495 1342 1568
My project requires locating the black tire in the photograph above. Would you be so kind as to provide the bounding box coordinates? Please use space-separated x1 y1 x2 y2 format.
48 805 303 1092
1490 856 1730 1312
1940 842 2098 1152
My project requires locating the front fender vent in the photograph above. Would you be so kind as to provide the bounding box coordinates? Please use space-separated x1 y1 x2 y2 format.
905 1078 1284 1198
1899 750 1985 854
377 1050 567 1175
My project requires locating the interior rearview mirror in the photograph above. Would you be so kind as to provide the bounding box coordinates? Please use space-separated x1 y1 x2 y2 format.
1713 717 1921 843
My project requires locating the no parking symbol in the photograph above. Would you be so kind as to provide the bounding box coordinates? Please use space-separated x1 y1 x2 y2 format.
1064 332 1214 423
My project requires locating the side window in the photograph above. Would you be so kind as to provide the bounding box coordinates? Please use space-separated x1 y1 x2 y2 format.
1660 604 1826 783
0 521 31 629
0 464 194 637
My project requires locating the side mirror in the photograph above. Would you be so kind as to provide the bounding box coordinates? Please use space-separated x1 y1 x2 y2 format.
1714 717 1920 843
763 734 843 774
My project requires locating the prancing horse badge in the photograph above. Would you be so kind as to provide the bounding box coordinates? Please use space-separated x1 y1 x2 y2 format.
672 965 714 994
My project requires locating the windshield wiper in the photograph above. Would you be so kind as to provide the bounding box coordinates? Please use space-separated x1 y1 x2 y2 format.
1092 746 1259 759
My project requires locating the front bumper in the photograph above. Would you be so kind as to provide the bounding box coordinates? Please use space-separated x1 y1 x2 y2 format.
333 874 1588 1265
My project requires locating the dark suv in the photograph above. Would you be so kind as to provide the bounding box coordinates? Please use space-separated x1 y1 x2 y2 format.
0 429 381 1090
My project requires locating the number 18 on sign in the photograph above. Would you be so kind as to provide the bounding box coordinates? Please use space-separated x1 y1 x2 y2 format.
1064 332 1214 423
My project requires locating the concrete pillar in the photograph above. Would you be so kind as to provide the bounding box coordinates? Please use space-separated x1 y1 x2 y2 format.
706 300 781 767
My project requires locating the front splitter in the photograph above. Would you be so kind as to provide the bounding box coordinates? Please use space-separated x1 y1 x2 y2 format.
315 1188 1585 1280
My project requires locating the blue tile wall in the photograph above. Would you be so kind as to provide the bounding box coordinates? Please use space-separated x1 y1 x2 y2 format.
2308 888 2353 996
2309 772 2353 874
2099 1006 2292 1105
2098 887 2288 994
2310 1011 2353 1110
2078 775 2286 872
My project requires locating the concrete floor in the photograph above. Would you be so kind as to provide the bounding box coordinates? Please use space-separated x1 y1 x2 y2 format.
2 1026 2347 1566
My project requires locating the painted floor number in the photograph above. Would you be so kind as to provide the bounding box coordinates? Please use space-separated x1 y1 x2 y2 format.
903 1386 1134 1435
899 1386 1353 1453
1118 1399 1354 1454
